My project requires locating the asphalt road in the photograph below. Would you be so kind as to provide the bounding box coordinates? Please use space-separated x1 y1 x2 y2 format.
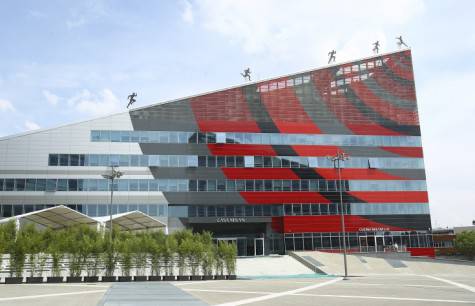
0 274 474 306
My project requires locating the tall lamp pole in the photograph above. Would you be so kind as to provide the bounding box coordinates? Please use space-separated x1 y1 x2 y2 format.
102 166 124 243
328 151 349 280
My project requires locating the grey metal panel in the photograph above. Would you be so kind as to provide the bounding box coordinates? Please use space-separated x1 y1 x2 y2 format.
163 192 246 205
363 78 416 110
383 169 426 180
129 99 198 131
149 167 226 179
139 143 210 155
295 82 352 135
341 146 400 157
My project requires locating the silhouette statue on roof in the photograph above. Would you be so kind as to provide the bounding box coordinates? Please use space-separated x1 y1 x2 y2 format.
241 68 251 81
396 36 408 48
127 92 137 109
373 41 380 54
328 50 336 64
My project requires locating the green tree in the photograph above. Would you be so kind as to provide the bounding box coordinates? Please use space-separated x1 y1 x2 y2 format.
102 225 120 277
43 228 67 277
131 233 149 276
455 231 475 260
118 232 133 277
163 235 177 276
149 231 166 276
199 232 215 276
223 242 237 275
9 224 28 277
23 224 48 277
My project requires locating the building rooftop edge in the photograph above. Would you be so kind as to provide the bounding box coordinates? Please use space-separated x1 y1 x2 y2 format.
0 48 411 141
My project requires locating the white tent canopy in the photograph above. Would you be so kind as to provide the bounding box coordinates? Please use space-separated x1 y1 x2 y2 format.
0 205 166 231
94 211 166 231
0 205 98 229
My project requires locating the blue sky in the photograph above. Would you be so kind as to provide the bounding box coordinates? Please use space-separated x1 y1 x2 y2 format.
0 0 474 227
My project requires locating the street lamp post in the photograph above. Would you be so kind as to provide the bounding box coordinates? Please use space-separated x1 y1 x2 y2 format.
328 151 349 280
102 166 124 243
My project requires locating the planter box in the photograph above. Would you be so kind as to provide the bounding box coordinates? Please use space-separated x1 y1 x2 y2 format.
214 275 226 280
5 277 23 284
190 275 202 281
26 277 44 283
162 275 175 281
67 276 82 283
134 276 147 282
177 275 190 281
227 275 237 280
118 276 132 282
148 276 162 281
101 276 117 282
47 277 63 283
202 275 214 280
84 276 99 282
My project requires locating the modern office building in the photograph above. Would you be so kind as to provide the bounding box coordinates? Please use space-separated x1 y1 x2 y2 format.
0 49 432 256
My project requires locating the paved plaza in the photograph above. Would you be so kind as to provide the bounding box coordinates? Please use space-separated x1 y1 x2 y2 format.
0 274 474 306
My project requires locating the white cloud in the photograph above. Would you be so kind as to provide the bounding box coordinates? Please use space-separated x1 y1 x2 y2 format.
24 120 41 131
194 0 425 64
67 88 121 117
42 90 60 105
0 99 15 112
182 0 194 24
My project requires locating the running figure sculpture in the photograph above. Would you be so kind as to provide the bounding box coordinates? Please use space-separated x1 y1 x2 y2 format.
373 41 380 54
328 50 336 64
241 68 251 81
396 36 408 48
127 92 137 109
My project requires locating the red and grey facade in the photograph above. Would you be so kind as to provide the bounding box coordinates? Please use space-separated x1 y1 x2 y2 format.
0 49 431 255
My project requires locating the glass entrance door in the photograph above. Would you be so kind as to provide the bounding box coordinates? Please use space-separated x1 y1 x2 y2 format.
254 238 264 256
359 236 369 253
375 236 385 252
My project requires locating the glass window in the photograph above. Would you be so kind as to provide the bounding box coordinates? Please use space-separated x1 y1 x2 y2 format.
207 156 216 167
46 179 57 192
226 180 236 192
245 180 254 191
68 179 78 191
13 205 23 216
129 180 139 191
25 179 36 191
217 180 226 191
35 179 46 191
15 179 25 191
121 131 130 142
131 155 140 167
207 180 216 192
99 130 110 142
59 154 69 166
226 156 235 167
207 206 216 217
49 154 59 166
149 204 158 216
189 180 197 191
217 206 225 217
198 180 207 191
244 156 254 168
91 131 101 141
236 156 244 167
88 205 97 216
110 131 121 142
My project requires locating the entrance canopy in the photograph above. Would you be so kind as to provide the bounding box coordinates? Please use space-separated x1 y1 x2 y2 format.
0 205 98 229
0 205 166 231
94 211 166 231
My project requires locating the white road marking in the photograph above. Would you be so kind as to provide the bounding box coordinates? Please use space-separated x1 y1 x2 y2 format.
174 280 218 286
185 288 475 304
27 283 110 288
213 277 342 306
425 275 475 293
295 293 475 304
0 289 107 301
186 288 273 295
